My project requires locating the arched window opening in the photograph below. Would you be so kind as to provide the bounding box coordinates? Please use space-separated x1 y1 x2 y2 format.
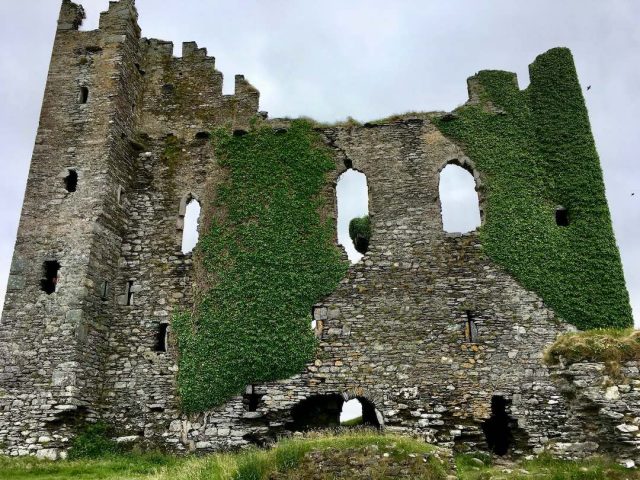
64 169 78 193
482 396 515 456
79 86 89 104
288 394 381 432
154 323 169 352
340 399 363 426
439 164 481 233
556 206 569 227
336 169 369 263
181 199 201 254
117 186 125 206
41 261 61 295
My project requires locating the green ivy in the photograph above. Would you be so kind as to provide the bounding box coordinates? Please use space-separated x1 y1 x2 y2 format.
173 120 348 412
434 48 632 330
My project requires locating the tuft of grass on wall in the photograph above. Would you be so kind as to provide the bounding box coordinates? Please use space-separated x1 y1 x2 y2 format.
173 120 348 412
434 47 632 330
544 328 640 365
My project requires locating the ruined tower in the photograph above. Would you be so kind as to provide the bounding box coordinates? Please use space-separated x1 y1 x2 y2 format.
0 0 634 462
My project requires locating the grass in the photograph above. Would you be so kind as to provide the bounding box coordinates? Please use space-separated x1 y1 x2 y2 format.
4 435 640 479
544 328 640 365
0 452 180 480
341 416 364 427
0 431 449 480
457 452 640 479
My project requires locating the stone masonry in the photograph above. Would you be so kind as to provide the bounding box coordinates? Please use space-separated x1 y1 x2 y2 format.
0 0 635 463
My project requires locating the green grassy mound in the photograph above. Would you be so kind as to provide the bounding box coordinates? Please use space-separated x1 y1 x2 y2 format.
544 328 640 365
0 432 450 480
457 452 639 479
4 432 640 480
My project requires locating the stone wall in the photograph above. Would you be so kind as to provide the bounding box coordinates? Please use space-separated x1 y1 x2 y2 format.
0 0 634 462
546 361 640 467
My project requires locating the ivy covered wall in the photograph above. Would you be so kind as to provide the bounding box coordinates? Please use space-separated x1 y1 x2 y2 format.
434 47 632 331
173 121 348 412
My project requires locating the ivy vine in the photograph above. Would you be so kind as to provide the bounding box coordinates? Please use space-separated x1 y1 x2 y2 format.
173 120 348 412
434 47 632 330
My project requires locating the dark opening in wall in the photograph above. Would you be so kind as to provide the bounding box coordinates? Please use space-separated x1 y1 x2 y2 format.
336 169 369 263
64 169 78 193
79 86 89 104
100 281 109 300
465 310 478 343
289 394 344 431
439 163 481 233
243 386 264 412
41 261 60 295
126 280 134 306
482 396 514 456
117 186 125 206
556 206 569 227
288 394 381 432
195 131 211 140
154 323 169 352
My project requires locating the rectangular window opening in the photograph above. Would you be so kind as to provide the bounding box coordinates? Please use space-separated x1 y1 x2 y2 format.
465 310 478 343
155 323 169 352
64 169 78 193
243 385 263 412
80 86 89 104
41 261 61 295
126 280 134 306
556 207 569 227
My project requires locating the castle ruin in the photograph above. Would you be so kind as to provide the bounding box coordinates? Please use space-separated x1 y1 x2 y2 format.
1 0 637 464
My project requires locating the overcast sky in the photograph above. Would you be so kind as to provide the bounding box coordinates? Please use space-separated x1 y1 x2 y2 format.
0 0 638 325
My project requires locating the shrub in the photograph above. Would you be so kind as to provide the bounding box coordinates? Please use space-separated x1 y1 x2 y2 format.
348 216 371 254
67 422 123 460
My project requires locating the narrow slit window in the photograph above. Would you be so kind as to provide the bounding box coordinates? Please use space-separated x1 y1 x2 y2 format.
126 281 134 306
465 310 478 343
181 199 201 254
79 86 89 104
41 261 61 295
117 186 125 206
155 323 169 352
556 207 569 227
100 281 109 300
64 169 78 193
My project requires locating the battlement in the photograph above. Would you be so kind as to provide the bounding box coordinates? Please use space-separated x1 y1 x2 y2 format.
58 0 85 31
